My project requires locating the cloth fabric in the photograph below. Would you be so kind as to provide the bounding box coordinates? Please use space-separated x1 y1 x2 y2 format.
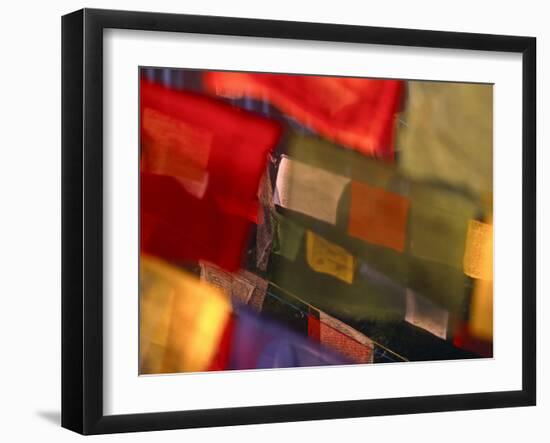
463 219 493 280
452 323 493 357
305 230 355 284
274 155 350 225
272 212 305 262
140 80 282 271
308 310 374 363
269 132 485 315
465 216 493 341
141 172 252 272
141 79 282 222
348 180 410 252
255 162 276 271
207 314 236 371
268 242 407 322
200 261 269 312
228 305 350 370
139 255 232 374
397 81 493 198
404 289 449 339
204 71 404 158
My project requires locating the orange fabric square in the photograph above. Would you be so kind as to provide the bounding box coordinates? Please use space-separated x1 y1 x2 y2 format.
348 181 409 252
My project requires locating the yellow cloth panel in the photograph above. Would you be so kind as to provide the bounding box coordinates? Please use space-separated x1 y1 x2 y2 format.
139 255 231 374
306 231 354 284
464 218 493 340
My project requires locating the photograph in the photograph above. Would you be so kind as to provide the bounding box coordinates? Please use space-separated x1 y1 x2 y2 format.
138 68 494 375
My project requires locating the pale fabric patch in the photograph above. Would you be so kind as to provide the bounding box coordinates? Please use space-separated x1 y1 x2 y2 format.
274 155 349 225
142 107 212 199
200 262 267 309
199 261 232 294
178 173 209 200
231 276 256 305
305 231 354 284
405 289 449 340
240 270 269 312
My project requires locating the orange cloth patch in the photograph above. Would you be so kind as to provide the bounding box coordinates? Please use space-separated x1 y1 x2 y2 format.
348 181 409 252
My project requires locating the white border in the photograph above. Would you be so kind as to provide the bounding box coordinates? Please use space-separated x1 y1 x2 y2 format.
103 29 523 415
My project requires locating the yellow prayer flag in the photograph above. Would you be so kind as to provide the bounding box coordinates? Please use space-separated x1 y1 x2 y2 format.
464 217 493 341
469 279 493 341
463 219 493 280
140 255 231 374
306 231 355 284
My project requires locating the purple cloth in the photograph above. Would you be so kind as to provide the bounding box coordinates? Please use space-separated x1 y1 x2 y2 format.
228 305 350 370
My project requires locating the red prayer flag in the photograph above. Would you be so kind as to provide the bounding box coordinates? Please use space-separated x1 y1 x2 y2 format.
204 71 404 158
140 80 282 271
307 314 374 364
141 79 282 220
141 173 254 271
207 314 236 371
452 323 493 358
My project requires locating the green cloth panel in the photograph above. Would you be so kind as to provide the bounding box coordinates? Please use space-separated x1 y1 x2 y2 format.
285 133 485 264
271 212 305 261
267 253 477 362
269 251 407 322
272 133 485 315
270 209 467 317
396 81 493 199
408 182 478 268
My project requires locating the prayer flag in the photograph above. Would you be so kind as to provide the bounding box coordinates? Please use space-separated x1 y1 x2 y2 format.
204 71 404 157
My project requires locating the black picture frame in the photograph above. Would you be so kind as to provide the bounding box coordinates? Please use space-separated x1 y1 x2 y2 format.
61 8 537 435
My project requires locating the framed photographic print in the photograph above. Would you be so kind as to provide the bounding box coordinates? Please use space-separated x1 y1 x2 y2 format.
61 8 536 435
